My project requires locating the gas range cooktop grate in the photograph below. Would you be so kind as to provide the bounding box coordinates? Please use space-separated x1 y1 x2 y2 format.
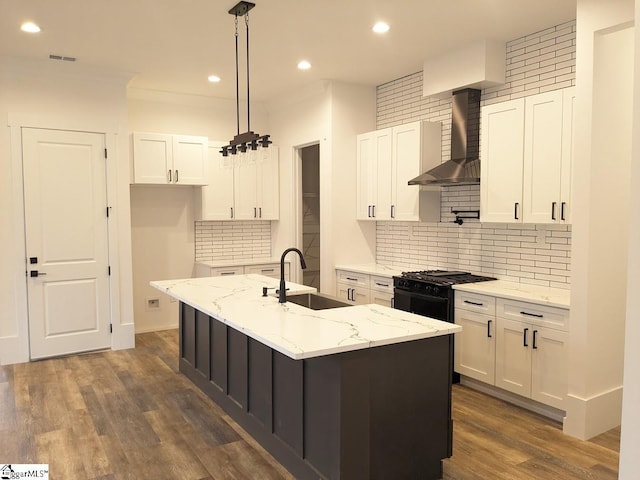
397 270 497 286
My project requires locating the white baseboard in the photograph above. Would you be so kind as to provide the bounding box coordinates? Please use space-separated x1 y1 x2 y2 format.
0 335 30 366
134 324 179 334
563 386 623 440
459 376 566 423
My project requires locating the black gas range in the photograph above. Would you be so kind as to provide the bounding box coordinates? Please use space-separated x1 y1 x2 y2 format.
393 270 496 323
393 270 496 383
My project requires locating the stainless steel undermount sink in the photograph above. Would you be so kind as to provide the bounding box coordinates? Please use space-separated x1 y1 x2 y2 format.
285 292 351 310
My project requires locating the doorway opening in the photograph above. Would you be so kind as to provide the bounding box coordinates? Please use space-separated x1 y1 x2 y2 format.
300 144 320 290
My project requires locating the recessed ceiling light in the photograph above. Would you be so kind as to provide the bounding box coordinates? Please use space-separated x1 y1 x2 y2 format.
21 21 41 33
372 22 390 34
208 75 221 83
297 60 311 70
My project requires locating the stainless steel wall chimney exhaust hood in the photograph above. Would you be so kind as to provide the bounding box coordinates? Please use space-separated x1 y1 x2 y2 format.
408 88 481 186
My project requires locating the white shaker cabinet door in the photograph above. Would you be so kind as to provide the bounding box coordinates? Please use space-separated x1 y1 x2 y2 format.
480 99 526 222
454 309 496 384
391 122 421 221
531 327 568 410
560 87 576 223
495 318 532 398
199 143 235 220
256 146 280 220
172 135 208 185
132 132 172 184
522 91 564 223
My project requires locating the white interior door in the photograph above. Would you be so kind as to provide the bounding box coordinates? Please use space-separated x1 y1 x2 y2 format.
22 128 111 360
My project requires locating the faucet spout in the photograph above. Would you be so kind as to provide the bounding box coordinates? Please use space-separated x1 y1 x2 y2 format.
279 248 307 303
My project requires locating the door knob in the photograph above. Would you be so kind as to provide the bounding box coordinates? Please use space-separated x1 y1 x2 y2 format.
30 270 47 277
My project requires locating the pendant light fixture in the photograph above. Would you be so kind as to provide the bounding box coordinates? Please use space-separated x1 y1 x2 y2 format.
221 1 271 157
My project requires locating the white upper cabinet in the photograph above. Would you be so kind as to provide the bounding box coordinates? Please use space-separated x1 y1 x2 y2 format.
480 87 575 224
480 99 526 222
197 142 235 220
132 132 208 185
196 144 279 221
356 121 441 222
172 135 209 185
522 91 564 223
560 88 576 223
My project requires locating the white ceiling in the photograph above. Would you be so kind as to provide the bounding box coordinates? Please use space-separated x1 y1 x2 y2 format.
1 0 576 102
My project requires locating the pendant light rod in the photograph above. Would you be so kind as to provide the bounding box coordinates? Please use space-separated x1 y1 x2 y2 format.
246 13 250 133
222 1 272 157
234 15 240 135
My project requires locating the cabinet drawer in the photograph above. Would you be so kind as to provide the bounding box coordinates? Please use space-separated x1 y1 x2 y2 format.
370 275 393 293
245 263 278 276
455 291 496 315
336 270 370 288
496 298 569 332
209 266 245 277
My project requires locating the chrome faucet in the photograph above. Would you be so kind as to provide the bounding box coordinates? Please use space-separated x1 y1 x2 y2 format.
279 248 307 303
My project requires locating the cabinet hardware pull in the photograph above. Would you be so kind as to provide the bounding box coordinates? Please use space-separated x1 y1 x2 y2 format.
561 202 566 221
175 169 179 183
375 282 389 287
346 277 358 281
520 311 543 318
532 330 538 349
464 300 484 306
552 202 557 220
391 297 394 308
220 272 235 276
261 269 274 273
523 327 529 347
254 207 257 218
514 202 519 220
391 205 395 219
259 207 262 218
168 170 172 183
230 207 234 219
368 205 372 218
372 205 376 217
487 319 492 338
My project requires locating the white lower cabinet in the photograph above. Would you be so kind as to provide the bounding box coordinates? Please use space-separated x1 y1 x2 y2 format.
454 292 496 384
494 299 569 410
195 262 289 281
335 270 394 307
455 292 569 411
336 270 371 305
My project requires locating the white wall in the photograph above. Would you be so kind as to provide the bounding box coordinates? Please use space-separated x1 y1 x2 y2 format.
0 58 134 363
127 89 268 332
565 0 634 439
268 81 376 294
619 0 640 476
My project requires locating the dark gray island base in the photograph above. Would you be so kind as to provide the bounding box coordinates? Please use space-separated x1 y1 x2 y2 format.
179 302 453 480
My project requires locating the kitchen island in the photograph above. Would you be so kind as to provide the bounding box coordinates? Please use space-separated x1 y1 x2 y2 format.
151 274 461 480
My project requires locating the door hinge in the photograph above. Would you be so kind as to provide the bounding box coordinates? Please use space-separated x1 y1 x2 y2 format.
104 148 108 159
108 266 111 276
110 324 113 333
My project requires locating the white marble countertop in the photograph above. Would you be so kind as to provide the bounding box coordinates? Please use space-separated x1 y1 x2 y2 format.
453 280 570 309
335 263 404 278
151 274 461 360
197 258 288 268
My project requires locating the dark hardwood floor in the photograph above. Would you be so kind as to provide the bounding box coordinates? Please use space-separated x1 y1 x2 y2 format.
0 330 620 479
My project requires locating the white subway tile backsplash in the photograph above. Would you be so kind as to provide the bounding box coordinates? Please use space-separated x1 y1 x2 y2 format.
375 21 574 288
195 220 271 262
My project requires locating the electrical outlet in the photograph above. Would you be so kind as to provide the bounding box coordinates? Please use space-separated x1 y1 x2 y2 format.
147 298 160 309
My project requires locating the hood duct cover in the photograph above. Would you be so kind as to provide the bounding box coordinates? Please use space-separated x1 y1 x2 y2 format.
408 88 481 186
